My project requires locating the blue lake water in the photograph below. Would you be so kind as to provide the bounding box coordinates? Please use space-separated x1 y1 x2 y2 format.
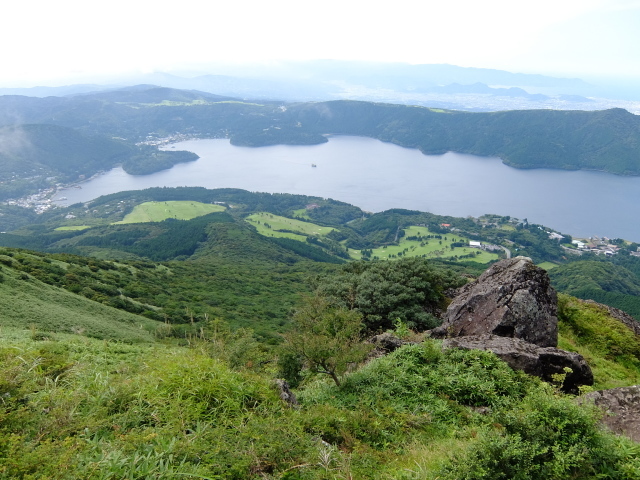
53 136 640 241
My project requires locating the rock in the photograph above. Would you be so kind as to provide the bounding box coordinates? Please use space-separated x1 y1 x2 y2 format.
579 299 640 336
274 379 298 408
368 332 405 353
431 256 558 347
442 335 594 394
366 332 415 362
580 386 640 441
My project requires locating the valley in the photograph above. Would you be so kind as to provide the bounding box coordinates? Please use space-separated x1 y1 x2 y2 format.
1 83 640 478
26 135 640 243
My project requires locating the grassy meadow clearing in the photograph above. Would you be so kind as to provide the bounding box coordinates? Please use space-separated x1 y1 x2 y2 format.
538 261 559 270
245 212 336 241
245 215 501 264
113 201 226 224
54 225 91 231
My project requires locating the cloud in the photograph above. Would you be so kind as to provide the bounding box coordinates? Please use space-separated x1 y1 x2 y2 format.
0 125 29 158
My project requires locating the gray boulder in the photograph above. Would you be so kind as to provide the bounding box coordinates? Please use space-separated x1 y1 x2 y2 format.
369 332 405 353
431 256 558 347
581 386 640 441
443 335 593 394
274 379 298 408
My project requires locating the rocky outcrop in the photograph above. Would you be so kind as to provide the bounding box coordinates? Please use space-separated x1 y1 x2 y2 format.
369 332 405 353
274 379 298 408
443 335 593 394
431 256 558 347
580 386 640 441
367 332 415 361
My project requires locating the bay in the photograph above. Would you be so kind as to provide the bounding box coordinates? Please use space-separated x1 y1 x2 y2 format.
53 136 640 241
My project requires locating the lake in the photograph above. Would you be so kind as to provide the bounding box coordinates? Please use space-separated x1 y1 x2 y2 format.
53 136 640 241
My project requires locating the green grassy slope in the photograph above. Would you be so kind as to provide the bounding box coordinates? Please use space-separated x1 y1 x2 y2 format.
1 327 638 479
558 294 640 389
0 267 158 342
114 200 226 224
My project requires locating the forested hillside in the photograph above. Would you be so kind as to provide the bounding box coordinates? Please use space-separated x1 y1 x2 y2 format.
1 86 640 179
0 124 197 199
2 186 640 327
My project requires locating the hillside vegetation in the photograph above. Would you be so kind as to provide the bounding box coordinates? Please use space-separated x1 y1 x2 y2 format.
0 124 198 200
4 187 640 324
2 297 640 478
0 253 158 342
1 88 640 179
1 196 640 476
550 259 640 319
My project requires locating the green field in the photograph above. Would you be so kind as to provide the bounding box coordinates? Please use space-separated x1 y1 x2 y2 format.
292 208 311 219
355 226 500 263
54 225 91 231
537 261 559 270
113 201 226 224
245 212 335 240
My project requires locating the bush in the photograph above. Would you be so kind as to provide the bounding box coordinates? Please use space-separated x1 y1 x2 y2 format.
437 384 640 479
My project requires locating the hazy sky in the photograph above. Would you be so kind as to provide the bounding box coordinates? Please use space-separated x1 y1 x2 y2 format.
2 0 640 86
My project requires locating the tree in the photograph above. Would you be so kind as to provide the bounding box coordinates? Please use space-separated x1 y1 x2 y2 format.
316 257 465 332
282 295 372 386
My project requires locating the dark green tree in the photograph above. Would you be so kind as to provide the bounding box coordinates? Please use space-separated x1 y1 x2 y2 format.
316 257 465 332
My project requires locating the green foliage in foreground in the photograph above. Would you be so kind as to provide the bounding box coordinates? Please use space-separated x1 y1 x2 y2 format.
282 296 372 386
1 332 638 479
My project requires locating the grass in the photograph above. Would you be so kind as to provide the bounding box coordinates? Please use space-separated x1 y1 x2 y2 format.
113 201 226 224
292 208 311 219
537 261 559 270
244 217 498 265
55 225 91 231
0 267 159 342
353 226 500 263
0 307 639 478
245 212 335 240
558 294 640 389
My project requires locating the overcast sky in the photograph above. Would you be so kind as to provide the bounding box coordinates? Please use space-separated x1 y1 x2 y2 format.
2 0 639 86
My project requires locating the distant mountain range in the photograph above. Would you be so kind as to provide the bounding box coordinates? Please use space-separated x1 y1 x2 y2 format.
0 61 635 112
